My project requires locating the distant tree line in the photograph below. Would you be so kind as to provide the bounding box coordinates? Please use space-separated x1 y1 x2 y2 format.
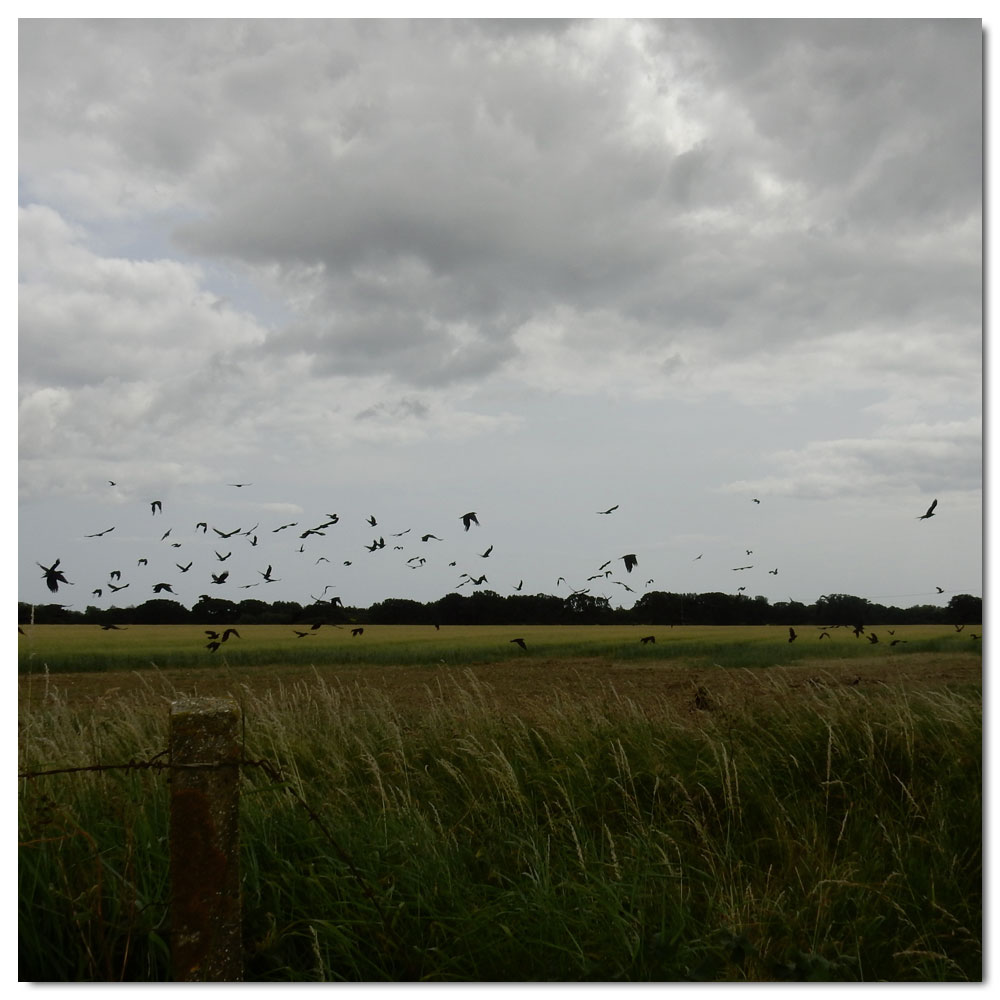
18 590 982 628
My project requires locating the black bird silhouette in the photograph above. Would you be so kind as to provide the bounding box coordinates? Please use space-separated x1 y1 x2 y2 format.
206 641 221 652
137 558 148 566
260 565 279 582
392 529 411 537
221 628 240 642
917 499 938 520
788 627 797 643
470 575 488 585
746 550 753 556
694 554 703 560
229 483 252 488
160 529 172 540
367 515 377 526
215 551 231 561
768 569 778 575
853 624 865 637
177 562 193 572
752 498 760 504
954 624 965 633
819 631 831 639
366 537 386 552
108 582 129 592
100 624 126 630
85 527 115 538
640 635 655 644
867 633 879 644
461 512 479 531
614 581 634 593
620 554 638 573
211 572 229 584
480 545 493 558
514 580 523 591
205 630 221 639
152 583 174 593
109 570 121 580
196 522 208 533
150 501 162 514
38 560 71 592
108 480 116 486
597 505 619 514
422 534 442 542
352 627 364 637
890 639 907 646
92 589 102 597
732 565 753 571
936 586 944 594
273 522 298 532
510 637 527 650
214 527 241 538
293 630 312 638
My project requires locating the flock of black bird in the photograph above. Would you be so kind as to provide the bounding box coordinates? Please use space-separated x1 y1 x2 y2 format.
29 488 958 651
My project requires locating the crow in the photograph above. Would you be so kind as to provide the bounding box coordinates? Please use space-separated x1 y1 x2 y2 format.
260 565 279 582
694 554 703 560
152 583 174 593
92 589 103 597
788 627 797 643
752 498 760 504
137 558 148 566
867 633 879 644
108 582 129 592
917 499 938 520
853 624 865 637
211 572 229 584
614 581 634 593
367 515 377 526
597 505 619 514
196 522 208 533
352 627 364 637
936 586 945 594
422 534 442 542
206 641 221 652
214 527 241 538
514 580 523 591
955 624 965 633
216 551 232 561
890 639 907 646
38 560 71 592
293 630 312 638
85 527 115 538
470 575 488 585
221 628 240 642
273 523 298 532
768 569 778 575
480 545 493 558
510 637 527 650
621 553 638 573
461 512 479 531
205 630 221 639
640 635 655 644
100 624 126 630
819 632 831 639
151 501 162 515
177 562 193 572
110 571 121 580
392 529 411 537
229 483 252 488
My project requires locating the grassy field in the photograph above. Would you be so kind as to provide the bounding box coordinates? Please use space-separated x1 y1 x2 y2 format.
18 625 982 982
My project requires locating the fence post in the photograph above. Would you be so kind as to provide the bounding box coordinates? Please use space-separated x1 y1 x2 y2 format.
168 697 243 982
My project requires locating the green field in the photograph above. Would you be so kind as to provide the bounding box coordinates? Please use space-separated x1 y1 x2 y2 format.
17 621 977 675
18 624 982 982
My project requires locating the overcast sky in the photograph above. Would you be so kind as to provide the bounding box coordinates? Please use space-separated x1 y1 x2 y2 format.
17 17 983 614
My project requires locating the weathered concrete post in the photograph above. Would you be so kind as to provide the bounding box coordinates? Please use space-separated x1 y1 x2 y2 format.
169 697 243 982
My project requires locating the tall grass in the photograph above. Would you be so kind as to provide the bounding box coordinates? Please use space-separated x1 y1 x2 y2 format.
19 670 981 981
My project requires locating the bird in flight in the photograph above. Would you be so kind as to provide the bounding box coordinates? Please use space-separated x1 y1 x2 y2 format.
150 501 162 515
422 534 442 542
461 512 479 531
38 559 72 592
514 580 523 591
597 505 619 514
640 635 655 644
214 527 241 538
620 554 638 573
510 637 527 650
935 586 944 594
215 551 232 561
211 571 229 584
229 483 252 488
752 498 760 504
137 558 148 566
768 569 778 575
108 582 129 592
352 627 365 637
176 562 193 573
367 515 377 526
100 624 126 630
788 627 797 643
85 527 115 538
917 499 938 520
694 554 703 561
260 565 279 582
480 545 493 558
152 583 175 593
